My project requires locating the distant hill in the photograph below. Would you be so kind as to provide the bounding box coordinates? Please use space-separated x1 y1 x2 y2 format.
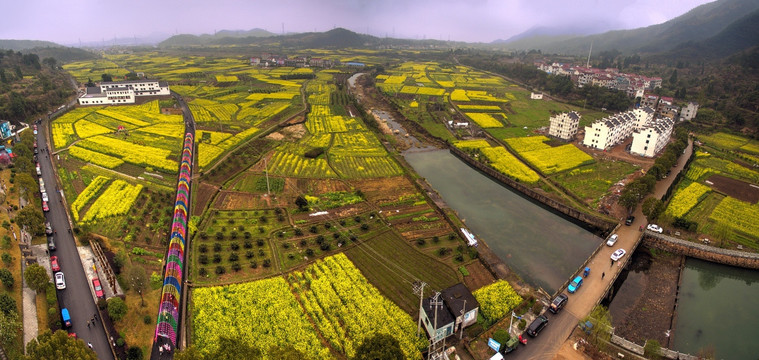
655 8 759 62
159 28 276 47
498 0 759 56
24 47 97 63
0 39 62 51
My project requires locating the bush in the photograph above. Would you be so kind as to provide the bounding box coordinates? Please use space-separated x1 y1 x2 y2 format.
229 253 239 262
199 268 207 276
0 269 14 288
126 346 143 360
213 243 222 252
518 319 527 330
0 293 16 315
492 329 511 346
305 248 314 257
263 259 271 268
250 261 258 269
531 301 543 315
198 254 208 265
116 338 125 347
644 340 662 359
107 297 128 322
143 315 152 324
215 266 226 275
230 242 240 250
304 147 325 158
213 254 221 263
231 263 241 272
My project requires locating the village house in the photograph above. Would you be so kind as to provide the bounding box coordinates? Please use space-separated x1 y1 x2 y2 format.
630 117 675 157
420 284 480 341
680 102 699 121
582 107 654 150
548 111 581 141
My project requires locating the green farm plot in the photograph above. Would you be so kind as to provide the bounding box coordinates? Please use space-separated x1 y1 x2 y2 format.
193 210 287 284
552 159 638 206
232 175 285 193
344 229 460 313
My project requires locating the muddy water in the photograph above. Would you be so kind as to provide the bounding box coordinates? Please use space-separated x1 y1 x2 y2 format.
404 149 600 292
671 258 759 359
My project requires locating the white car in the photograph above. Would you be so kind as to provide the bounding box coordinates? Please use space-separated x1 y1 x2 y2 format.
647 224 663 233
41 192 48 202
606 234 619 246
55 272 66 290
611 248 627 261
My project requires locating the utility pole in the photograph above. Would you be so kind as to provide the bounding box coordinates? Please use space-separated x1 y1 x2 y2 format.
427 293 445 360
263 157 270 196
459 300 466 340
414 281 427 337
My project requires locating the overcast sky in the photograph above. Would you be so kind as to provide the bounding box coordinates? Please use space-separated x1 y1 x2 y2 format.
1 0 715 45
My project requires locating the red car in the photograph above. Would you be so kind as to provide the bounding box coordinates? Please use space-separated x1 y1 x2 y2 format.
50 256 60 272
91 278 104 299
42 201 49 212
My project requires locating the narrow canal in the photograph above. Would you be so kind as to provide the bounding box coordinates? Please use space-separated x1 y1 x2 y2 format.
404 149 601 292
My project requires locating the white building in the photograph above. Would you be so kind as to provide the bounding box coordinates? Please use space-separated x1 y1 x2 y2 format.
78 80 170 106
680 102 699 121
630 117 675 157
530 92 543 100
582 107 654 150
548 111 581 141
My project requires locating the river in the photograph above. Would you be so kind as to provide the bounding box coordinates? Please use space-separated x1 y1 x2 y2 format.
672 258 759 359
404 149 601 292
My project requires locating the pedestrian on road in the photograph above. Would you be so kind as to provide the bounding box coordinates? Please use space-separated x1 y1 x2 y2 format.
610 258 614 267
91 317 95 324
94 313 98 320
86 320 90 328
602 272 605 279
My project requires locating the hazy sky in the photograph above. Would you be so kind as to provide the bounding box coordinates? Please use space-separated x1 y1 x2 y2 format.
1 0 715 44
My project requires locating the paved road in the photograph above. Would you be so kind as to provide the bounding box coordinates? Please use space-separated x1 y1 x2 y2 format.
511 139 693 360
36 127 114 360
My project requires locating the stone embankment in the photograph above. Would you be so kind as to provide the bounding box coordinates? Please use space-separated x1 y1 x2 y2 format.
644 232 759 269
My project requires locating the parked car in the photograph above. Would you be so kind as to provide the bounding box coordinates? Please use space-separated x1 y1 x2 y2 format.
50 256 60 272
606 234 619 246
625 215 635 226
647 224 663 233
549 293 568 314
45 222 53 235
55 272 66 290
47 236 56 251
61 308 71 327
41 192 48 202
42 201 49 212
568 276 583 293
526 315 549 337
611 248 627 261
91 278 104 299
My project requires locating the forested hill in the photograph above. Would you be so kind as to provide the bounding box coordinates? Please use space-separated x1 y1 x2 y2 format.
496 0 759 57
0 50 74 124
0 39 61 51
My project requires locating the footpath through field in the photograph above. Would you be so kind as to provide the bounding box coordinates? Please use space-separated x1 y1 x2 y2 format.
510 139 693 360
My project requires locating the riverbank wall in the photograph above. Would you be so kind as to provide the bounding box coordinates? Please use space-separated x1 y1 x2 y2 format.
449 146 617 233
643 232 759 269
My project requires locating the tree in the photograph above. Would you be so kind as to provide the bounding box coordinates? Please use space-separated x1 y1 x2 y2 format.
42 57 57 69
24 264 49 293
14 172 38 200
0 268 14 289
16 206 45 237
669 69 678 85
295 195 309 211
351 333 404 360
267 345 305 360
641 197 664 220
583 305 612 350
126 346 143 360
174 345 203 360
25 330 97 360
128 266 149 306
0 293 16 315
125 72 139 81
618 190 639 212
85 78 95 87
107 297 128 322
209 336 261 359
0 311 21 347
101 73 113 82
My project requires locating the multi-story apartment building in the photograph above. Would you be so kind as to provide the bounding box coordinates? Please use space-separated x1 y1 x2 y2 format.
548 111 581 141
630 117 675 157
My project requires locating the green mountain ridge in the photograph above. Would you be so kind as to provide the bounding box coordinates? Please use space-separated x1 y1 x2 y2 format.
498 0 759 56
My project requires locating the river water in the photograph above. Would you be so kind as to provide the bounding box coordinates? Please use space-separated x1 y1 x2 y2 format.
672 258 759 359
404 149 601 292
